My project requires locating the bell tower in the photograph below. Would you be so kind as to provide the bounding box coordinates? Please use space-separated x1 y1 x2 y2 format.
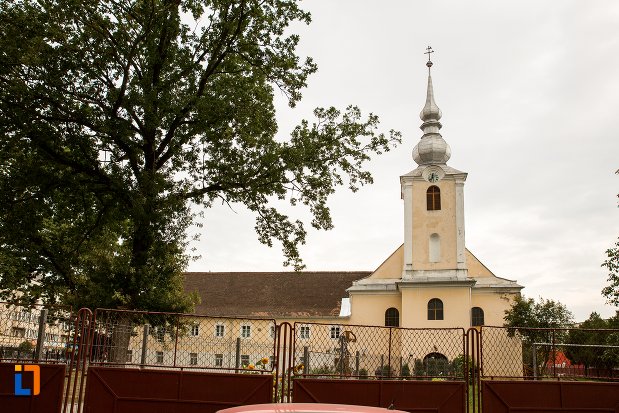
401 47 468 280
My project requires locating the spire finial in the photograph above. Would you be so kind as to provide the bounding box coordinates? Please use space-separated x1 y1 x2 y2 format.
412 46 451 166
424 46 434 73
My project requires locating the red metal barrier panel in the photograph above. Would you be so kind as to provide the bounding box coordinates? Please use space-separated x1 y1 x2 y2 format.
292 378 465 413
0 363 66 413
483 380 619 413
83 367 273 413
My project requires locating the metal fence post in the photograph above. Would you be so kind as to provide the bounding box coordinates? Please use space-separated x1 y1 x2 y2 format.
35 309 48 361
235 337 241 372
387 328 393 378
140 324 149 367
355 351 360 376
303 346 309 375
532 343 537 379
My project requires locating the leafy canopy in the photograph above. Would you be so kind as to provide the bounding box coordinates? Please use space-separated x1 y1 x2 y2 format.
565 312 619 370
504 295 574 331
601 237 619 306
0 0 400 310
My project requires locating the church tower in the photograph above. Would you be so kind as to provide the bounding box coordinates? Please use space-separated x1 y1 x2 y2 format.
401 47 468 280
346 47 522 329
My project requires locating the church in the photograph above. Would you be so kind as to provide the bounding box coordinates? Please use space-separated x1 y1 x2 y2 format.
184 53 523 331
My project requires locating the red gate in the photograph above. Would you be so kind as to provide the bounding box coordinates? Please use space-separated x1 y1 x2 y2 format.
83 367 273 413
483 381 619 413
293 378 465 413
0 363 66 413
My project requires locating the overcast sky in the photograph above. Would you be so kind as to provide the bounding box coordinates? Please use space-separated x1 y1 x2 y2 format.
188 0 619 322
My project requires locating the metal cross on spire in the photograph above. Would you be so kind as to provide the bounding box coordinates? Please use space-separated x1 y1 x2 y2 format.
424 46 434 72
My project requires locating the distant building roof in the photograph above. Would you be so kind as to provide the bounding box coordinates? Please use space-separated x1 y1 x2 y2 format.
184 271 371 318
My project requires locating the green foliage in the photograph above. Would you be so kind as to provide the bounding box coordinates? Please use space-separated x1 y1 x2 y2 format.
358 367 369 379
451 354 474 381
504 295 574 376
309 364 334 377
400 363 411 378
0 1 399 310
602 238 619 306
18 340 34 353
564 312 609 370
504 295 574 332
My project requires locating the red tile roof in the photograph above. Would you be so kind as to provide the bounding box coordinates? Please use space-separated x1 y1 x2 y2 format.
184 271 371 318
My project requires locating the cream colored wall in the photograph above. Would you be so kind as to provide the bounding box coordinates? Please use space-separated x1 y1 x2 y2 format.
411 178 458 270
369 245 404 279
466 249 495 277
471 291 518 327
401 286 471 329
347 293 401 326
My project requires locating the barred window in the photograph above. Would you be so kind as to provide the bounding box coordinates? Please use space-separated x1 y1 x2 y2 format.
156 351 164 364
330 326 341 339
428 298 444 320
472 307 485 326
385 308 399 327
427 186 441 211
190 352 198 366
299 326 310 339
241 354 250 366
215 354 223 367
156 327 165 343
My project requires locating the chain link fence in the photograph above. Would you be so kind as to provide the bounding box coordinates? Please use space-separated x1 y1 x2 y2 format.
480 326 619 380
292 322 466 380
0 302 74 363
90 309 277 372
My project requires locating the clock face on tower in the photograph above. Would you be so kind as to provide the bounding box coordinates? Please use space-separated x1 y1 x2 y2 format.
427 172 440 183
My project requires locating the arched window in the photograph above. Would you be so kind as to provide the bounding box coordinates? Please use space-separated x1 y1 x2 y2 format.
471 307 484 326
429 233 441 262
385 308 399 327
426 186 441 211
423 352 449 377
427 298 444 320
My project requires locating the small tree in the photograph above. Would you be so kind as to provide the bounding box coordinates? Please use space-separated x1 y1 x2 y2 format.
504 295 574 377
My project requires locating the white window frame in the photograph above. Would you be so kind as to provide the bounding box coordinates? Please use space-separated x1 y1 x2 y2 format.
299 326 310 339
191 324 199 336
189 352 198 366
215 353 223 367
241 354 250 366
155 351 164 364
330 326 341 339
215 324 225 338
241 324 251 339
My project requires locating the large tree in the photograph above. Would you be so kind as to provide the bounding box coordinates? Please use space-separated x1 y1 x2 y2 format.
0 0 399 311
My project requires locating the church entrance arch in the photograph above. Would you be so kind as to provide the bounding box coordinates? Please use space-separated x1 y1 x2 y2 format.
423 352 450 378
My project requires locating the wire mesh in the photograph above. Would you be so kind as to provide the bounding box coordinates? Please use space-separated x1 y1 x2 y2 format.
0 302 74 363
292 322 466 380
480 326 619 380
90 309 277 372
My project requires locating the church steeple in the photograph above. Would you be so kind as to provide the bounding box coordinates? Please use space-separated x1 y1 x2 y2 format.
412 47 452 166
